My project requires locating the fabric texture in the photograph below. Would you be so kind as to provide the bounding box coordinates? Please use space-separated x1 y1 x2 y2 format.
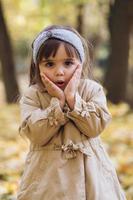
17 79 126 200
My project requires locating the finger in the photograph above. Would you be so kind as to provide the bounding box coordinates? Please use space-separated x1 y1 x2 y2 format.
40 73 48 81
40 73 52 86
41 74 63 92
40 72 46 78
74 60 81 66
40 73 46 82
73 66 82 79
76 64 82 71
70 65 81 79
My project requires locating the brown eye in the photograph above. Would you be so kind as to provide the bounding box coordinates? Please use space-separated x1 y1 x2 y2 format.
45 62 54 67
64 60 74 67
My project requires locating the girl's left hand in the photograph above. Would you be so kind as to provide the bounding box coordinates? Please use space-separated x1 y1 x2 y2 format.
64 64 82 109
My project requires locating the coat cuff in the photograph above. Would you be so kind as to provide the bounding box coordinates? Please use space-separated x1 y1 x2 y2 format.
29 97 67 126
67 92 97 118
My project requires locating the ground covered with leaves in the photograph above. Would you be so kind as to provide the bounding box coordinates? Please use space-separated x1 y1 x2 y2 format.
0 103 133 200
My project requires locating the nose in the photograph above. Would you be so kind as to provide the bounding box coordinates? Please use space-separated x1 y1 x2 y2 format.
55 66 64 76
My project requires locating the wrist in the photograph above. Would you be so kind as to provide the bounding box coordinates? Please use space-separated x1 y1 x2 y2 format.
60 100 65 109
59 96 65 109
66 94 75 110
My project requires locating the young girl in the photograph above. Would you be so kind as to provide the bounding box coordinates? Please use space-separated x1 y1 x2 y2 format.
17 25 126 200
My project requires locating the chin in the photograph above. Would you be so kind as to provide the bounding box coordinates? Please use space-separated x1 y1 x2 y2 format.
60 86 65 91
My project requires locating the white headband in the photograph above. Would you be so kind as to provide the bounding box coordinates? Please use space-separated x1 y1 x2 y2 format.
32 28 85 65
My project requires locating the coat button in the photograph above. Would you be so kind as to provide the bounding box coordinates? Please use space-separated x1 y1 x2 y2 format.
46 31 53 38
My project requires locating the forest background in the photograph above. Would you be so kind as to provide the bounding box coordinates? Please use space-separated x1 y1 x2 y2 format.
0 0 133 200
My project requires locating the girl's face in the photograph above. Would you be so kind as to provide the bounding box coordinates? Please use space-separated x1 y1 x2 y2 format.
39 44 80 90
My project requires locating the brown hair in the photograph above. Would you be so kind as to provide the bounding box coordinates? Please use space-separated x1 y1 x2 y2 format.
29 25 94 87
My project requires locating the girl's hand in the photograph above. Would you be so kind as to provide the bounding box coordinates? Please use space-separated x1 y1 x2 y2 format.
64 64 82 109
40 73 65 109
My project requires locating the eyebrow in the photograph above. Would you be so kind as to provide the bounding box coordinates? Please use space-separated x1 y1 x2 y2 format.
41 59 53 63
41 58 74 63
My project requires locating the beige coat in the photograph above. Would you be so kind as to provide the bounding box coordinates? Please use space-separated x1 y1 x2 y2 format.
17 79 126 200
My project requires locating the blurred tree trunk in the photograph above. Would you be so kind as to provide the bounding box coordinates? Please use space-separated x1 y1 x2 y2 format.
76 3 84 35
104 0 133 104
0 0 19 103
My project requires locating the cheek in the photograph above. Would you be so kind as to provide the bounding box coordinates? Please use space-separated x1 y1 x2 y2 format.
39 66 50 77
39 66 46 74
40 69 54 81
67 66 77 79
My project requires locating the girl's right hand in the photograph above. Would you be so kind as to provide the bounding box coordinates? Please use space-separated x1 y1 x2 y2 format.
40 73 65 109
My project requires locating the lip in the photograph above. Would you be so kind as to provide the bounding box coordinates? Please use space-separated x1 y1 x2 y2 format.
55 81 65 89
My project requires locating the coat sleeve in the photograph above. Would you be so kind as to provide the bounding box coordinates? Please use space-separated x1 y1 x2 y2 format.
19 87 67 146
66 83 112 138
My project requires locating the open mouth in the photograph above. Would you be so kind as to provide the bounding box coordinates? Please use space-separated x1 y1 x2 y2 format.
55 81 65 88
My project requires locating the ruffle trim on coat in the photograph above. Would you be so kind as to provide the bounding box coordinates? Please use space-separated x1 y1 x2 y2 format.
20 97 67 130
63 92 98 118
61 140 91 159
73 92 98 117
30 97 67 126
